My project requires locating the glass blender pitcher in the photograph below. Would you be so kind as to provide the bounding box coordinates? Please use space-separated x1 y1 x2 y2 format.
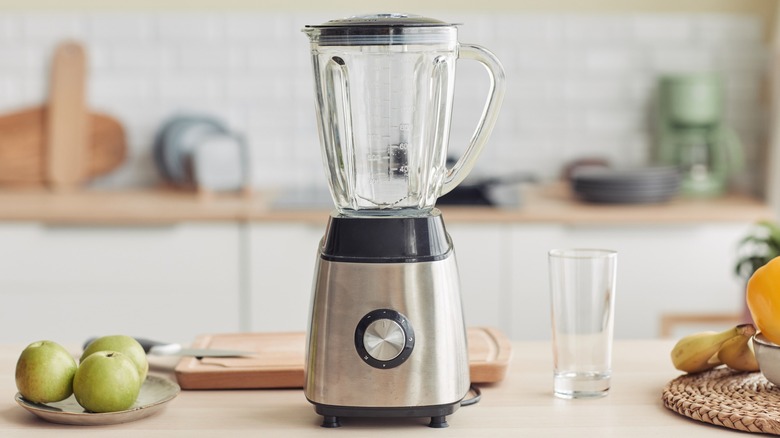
303 14 506 428
304 13 505 215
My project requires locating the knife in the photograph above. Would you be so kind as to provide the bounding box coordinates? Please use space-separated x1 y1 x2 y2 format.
83 337 255 358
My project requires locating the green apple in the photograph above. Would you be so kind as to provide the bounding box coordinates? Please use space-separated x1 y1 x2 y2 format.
81 335 148 381
15 340 78 403
73 351 142 413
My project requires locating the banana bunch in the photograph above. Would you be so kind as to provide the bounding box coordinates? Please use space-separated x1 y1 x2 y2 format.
670 323 759 373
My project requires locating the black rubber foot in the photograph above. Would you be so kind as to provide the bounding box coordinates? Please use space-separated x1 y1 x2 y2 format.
321 416 341 428
429 416 448 428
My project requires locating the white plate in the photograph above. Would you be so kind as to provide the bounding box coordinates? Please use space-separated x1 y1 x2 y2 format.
15 375 180 426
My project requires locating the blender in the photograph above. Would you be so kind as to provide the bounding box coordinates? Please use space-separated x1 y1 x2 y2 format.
302 13 505 428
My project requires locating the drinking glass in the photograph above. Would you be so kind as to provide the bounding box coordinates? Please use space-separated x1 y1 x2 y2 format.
548 248 617 399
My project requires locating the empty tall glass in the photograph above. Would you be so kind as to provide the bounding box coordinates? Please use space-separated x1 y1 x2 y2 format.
548 249 617 399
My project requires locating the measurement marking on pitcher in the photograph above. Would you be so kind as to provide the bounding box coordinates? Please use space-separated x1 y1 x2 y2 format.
388 143 409 177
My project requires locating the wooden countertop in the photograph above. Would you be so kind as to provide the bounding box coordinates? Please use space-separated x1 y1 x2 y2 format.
0 183 771 225
0 339 744 436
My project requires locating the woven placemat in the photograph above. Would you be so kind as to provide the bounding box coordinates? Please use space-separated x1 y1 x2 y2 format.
663 368 780 434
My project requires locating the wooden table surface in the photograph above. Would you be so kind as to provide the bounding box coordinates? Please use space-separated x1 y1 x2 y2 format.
0 339 750 437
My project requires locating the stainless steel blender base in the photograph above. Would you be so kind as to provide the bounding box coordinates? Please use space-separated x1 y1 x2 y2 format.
304 213 471 427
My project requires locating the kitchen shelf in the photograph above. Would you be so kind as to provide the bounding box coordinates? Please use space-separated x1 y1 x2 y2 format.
0 182 771 225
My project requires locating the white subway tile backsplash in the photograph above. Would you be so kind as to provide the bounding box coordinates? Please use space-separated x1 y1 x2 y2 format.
155 13 225 42
626 76 656 102
512 47 565 73
0 76 20 109
0 10 767 191
0 45 39 70
649 46 715 73
632 15 693 42
452 13 495 43
16 76 45 105
492 14 563 44
225 73 284 101
87 13 152 40
585 108 644 133
562 108 590 131
694 14 763 43
561 79 628 104
585 47 639 73
87 43 111 70
89 75 154 103
22 13 85 40
104 44 171 70
225 15 268 41
0 14 21 40
246 45 302 72
175 44 237 71
506 137 562 179
512 78 562 104
158 74 222 100
562 15 633 43
0 56 43 103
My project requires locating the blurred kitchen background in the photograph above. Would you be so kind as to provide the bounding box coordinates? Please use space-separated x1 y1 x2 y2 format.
0 0 778 344
0 0 772 195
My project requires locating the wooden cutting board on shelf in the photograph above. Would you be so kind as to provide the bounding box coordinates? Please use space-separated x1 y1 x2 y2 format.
174 327 512 390
0 107 126 185
0 41 126 187
45 41 89 189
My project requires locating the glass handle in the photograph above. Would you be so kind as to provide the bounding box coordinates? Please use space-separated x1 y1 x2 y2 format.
440 43 506 196
323 56 353 202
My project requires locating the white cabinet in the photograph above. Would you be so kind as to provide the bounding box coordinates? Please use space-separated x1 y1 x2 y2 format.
244 220 752 341
0 216 753 344
507 223 751 340
446 224 507 329
0 223 241 343
247 221 326 332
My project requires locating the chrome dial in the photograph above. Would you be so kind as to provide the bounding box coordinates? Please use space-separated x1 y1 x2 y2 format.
363 319 405 361
354 308 415 369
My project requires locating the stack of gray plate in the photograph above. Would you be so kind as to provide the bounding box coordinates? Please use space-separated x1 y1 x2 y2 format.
570 166 681 204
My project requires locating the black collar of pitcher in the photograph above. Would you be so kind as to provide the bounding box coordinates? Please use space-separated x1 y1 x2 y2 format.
319 210 453 263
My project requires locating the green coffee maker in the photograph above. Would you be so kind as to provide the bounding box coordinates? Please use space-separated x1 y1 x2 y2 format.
656 73 743 197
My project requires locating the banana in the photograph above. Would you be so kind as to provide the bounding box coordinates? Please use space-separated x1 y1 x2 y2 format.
718 324 759 372
671 324 755 373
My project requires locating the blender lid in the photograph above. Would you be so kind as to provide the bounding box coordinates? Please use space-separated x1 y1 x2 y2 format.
304 13 458 46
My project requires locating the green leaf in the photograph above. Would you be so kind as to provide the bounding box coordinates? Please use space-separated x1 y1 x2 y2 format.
734 221 780 278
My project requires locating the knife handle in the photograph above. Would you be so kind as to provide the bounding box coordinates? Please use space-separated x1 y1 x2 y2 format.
82 337 176 354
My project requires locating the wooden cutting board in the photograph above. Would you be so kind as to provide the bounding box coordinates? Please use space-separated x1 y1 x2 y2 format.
46 41 89 189
0 107 126 185
174 327 512 390
0 41 126 187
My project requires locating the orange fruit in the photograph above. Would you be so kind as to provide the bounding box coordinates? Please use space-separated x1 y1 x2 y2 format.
747 256 780 345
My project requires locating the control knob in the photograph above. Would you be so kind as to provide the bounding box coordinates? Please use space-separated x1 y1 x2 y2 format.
354 309 415 369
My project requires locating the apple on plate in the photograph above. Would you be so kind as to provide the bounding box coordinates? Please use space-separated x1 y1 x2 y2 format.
81 335 148 381
73 351 142 413
15 340 78 403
